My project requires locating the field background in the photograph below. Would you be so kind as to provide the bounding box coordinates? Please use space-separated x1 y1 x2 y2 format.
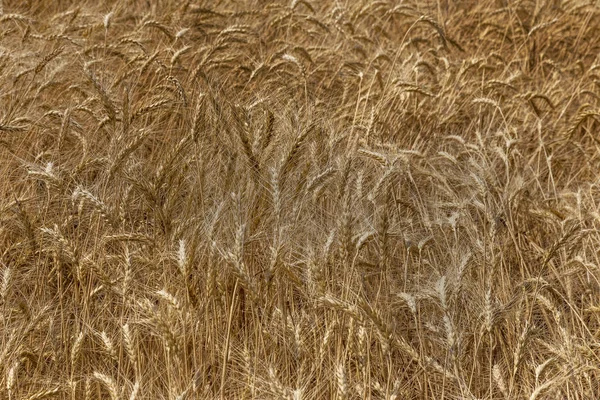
1 0 600 399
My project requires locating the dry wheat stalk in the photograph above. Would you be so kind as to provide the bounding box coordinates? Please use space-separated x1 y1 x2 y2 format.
1 1 600 399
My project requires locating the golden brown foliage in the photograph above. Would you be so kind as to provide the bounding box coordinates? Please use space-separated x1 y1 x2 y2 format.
1 0 600 398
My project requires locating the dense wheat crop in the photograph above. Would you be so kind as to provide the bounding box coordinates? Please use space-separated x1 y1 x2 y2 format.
1 0 600 398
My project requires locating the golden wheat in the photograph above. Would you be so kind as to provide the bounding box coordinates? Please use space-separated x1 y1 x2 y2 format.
1 0 600 398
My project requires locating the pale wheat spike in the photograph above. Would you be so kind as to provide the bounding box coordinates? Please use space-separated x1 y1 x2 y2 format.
268 367 289 398
335 363 347 400
397 292 417 314
307 167 336 194
177 239 188 277
1 264 11 300
493 364 508 398
529 378 560 400
358 148 388 167
84 377 91 400
318 321 334 363
93 372 119 400
354 230 374 253
25 387 61 400
387 379 402 400
99 331 117 361
129 381 140 400
7 360 19 398
367 165 394 203
156 289 182 314
131 99 170 120
71 331 84 365
122 324 138 375
103 11 113 30
511 320 530 383
171 45 191 66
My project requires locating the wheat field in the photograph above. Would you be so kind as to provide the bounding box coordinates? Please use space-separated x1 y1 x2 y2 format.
1 0 600 399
